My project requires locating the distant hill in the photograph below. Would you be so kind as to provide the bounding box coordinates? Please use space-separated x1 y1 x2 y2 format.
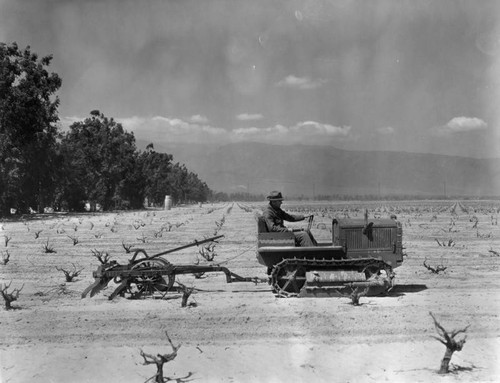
136 140 500 198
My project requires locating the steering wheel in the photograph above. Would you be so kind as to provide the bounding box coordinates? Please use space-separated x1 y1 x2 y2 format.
306 215 314 232
291 215 315 233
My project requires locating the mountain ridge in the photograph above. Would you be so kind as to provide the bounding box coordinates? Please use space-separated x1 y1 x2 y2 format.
136 140 500 197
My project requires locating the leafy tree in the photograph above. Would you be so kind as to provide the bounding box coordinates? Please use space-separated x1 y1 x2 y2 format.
0 42 62 214
139 149 210 206
139 148 174 206
59 111 144 210
184 172 210 202
166 163 188 202
0 42 212 214
166 163 209 203
139 147 211 206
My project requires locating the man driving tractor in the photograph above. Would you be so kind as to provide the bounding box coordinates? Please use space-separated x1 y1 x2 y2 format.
262 191 317 247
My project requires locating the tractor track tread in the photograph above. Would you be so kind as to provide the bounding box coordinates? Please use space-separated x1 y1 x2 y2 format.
270 257 392 298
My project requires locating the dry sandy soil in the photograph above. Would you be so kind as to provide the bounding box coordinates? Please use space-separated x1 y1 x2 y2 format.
1 201 499 383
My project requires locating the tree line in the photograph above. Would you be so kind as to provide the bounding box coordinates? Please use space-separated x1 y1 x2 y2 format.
0 42 211 215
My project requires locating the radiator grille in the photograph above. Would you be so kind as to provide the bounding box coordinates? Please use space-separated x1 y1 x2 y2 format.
344 228 393 250
345 229 363 249
369 227 393 249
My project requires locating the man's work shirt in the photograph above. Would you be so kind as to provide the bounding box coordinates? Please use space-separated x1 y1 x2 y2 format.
262 204 304 232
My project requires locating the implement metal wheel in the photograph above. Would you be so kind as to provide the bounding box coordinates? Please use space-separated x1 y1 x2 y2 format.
128 258 175 298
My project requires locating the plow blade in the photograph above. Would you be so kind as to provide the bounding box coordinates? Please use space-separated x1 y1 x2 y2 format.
81 264 113 298
81 263 119 298
81 276 113 298
81 279 101 298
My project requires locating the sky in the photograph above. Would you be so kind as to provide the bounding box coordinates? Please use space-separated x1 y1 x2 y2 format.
1 0 500 158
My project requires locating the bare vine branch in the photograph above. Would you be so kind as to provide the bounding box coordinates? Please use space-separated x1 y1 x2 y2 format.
55 263 84 282
429 312 470 374
1 281 24 310
139 331 181 383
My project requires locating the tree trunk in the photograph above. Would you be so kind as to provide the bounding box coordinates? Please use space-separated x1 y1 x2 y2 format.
181 292 189 307
1 294 13 310
438 348 454 374
4 299 12 310
154 362 164 383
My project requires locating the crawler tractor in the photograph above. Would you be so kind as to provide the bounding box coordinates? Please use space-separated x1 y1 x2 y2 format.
256 213 403 297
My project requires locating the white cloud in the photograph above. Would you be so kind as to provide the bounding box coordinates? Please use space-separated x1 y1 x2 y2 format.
190 114 209 123
232 121 351 144
377 126 395 135
436 117 487 135
117 115 226 143
58 116 84 130
276 75 327 90
475 31 500 57
294 121 351 136
61 115 353 146
236 113 264 121
233 126 261 135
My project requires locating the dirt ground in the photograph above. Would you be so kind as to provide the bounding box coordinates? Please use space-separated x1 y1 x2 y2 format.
1 201 499 383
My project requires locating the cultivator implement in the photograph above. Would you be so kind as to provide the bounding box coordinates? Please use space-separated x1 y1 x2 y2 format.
82 235 259 300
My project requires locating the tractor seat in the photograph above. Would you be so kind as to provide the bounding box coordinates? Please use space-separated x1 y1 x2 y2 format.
256 215 295 247
257 215 269 233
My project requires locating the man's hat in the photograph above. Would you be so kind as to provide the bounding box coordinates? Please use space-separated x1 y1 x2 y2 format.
267 191 284 201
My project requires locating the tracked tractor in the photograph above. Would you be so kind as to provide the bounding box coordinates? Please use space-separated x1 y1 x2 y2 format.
256 212 404 297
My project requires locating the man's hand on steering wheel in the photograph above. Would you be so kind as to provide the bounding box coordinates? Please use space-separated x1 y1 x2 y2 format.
305 215 314 232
